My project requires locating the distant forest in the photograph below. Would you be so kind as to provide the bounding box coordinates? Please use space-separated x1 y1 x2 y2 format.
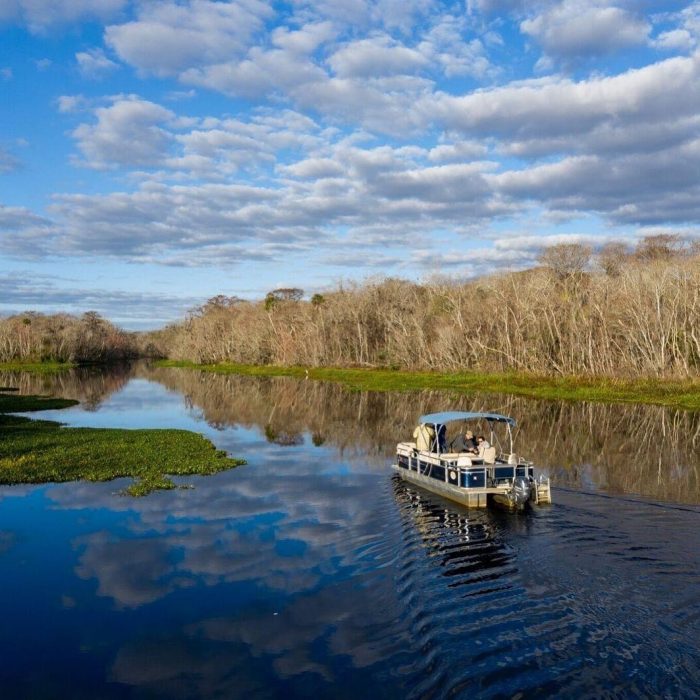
150 235 700 378
0 310 138 363
3 235 700 378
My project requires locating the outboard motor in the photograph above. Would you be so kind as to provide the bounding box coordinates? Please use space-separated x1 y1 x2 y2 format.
510 477 531 507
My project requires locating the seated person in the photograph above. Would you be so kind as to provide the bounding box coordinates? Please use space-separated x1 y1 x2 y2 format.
476 435 491 457
452 430 478 454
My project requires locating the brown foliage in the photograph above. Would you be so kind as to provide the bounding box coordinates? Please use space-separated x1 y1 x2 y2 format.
5 238 700 378
148 239 700 378
634 234 684 262
598 241 630 277
0 311 138 363
539 243 592 279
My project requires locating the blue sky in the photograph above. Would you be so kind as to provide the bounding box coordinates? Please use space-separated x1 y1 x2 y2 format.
1 1 699 329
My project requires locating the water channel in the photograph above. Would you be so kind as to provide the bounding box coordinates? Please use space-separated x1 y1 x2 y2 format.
1 364 698 698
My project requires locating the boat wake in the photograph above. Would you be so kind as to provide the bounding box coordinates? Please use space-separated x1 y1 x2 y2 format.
390 477 700 698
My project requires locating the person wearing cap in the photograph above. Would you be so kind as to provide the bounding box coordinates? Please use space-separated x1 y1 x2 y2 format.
453 429 478 453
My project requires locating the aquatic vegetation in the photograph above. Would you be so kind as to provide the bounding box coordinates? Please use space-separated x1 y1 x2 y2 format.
157 360 700 412
0 361 76 373
0 395 245 496
0 394 78 412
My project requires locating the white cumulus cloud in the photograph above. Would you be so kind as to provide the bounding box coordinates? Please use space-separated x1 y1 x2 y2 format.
328 35 428 77
105 0 272 76
76 47 119 78
72 96 176 169
521 1 650 62
0 0 126 33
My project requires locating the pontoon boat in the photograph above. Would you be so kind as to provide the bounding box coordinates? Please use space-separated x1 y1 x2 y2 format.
393 411 551 511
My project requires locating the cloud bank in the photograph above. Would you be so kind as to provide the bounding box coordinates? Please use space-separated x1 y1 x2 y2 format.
1 0 700 323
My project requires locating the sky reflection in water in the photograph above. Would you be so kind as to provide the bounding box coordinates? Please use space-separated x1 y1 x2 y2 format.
0 365 699 698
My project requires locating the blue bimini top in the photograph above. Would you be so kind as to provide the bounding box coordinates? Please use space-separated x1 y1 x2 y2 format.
418 411 516 427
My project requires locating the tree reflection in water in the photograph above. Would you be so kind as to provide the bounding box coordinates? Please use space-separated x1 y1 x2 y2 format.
2 362 697 504
2 364 698 698
0 364 134 411
143 365 700 505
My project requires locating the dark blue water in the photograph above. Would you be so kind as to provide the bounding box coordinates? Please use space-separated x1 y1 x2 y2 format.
1 368 699 698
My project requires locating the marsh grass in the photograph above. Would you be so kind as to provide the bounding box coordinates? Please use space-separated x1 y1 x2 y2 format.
157 360 700 411
0 394 245 496
0 361 76 373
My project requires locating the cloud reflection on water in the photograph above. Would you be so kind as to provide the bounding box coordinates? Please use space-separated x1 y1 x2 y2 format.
2 365 699 697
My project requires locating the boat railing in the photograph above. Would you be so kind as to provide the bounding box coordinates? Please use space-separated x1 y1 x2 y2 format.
397 443 534 490
395 425 551 505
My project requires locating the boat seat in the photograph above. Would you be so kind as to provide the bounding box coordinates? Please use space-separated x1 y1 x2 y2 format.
396 442 417 457
441 452 475 466
481 446 497 464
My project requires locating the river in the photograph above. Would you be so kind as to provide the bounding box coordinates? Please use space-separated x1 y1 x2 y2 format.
0 364 698 698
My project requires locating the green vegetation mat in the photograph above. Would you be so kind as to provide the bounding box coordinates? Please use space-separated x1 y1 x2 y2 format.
0 394 245 496
157 360 700 411
0 394 79 412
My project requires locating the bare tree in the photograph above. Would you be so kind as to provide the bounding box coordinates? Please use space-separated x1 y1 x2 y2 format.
598 241 629 277
634 234 683 262
539 243 592 279
0 312 137 362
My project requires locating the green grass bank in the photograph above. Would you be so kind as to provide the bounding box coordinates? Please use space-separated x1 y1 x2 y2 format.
0 361 76 374
156 360 700 411
0 392 245 496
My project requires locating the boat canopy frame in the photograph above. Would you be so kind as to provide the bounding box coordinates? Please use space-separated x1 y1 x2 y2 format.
417 411 516 456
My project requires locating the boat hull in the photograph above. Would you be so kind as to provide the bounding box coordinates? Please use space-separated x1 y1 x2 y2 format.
392 455 551 510
393 464 489 508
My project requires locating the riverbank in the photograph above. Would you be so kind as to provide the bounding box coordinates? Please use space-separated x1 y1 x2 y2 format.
0 391 245 495
156 361 700 411
0 361 76 373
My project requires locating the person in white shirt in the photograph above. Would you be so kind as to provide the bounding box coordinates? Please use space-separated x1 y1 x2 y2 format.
476 435 490 457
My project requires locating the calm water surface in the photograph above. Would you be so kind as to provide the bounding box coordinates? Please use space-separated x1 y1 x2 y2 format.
1 365 698 699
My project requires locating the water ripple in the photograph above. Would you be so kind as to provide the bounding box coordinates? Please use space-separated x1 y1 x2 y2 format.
389 477 700 699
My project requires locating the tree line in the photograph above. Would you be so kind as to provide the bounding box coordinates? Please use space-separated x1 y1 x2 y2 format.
147 235 700 378
0 311 138 363
3 235 699 377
